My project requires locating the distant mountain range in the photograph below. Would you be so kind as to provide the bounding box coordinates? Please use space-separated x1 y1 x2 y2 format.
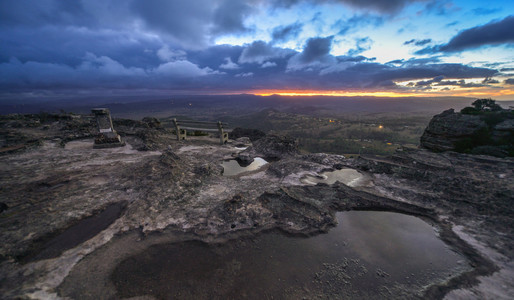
1 94 513 119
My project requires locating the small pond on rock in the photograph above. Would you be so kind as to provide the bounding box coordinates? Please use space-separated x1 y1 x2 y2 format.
111 211 469 299
221 158 268 176
301 168 372 187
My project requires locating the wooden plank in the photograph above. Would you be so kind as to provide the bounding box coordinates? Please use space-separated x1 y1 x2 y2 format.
176 120 228 126
179 127 220 132
178 127 233 133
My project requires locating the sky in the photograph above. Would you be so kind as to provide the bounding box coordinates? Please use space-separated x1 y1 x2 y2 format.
1 0 514 100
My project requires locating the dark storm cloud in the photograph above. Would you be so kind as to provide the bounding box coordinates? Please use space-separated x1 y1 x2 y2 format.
132 0 261 49
0 47 499 94
238 41 295 64
0 0 506 96
271 22 303 43
505 78 514 85
271 0 426 14
287 36 336 71
189 44 244 71
300 36 333 62
404 39 432 46
211 0 254 35
415 75 444 86
416 15 514 54
335 0 428 14
434 80 488 88
131 0 214 49
0 26 163 68
340 62 497 89
0 0 89 27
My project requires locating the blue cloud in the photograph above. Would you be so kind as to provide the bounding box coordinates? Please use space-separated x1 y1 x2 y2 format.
333 14 384 36
416 15 514 54
404 39 432 46
271 22 303 43
472 7 501 16
347 37 373 56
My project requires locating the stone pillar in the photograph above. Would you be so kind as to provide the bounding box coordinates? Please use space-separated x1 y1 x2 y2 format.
92 108 125 148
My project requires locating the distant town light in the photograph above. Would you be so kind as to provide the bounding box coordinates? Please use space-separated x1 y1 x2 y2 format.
378 125 383 129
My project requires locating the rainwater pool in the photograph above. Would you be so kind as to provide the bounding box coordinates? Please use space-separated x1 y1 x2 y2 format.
111 211 469 299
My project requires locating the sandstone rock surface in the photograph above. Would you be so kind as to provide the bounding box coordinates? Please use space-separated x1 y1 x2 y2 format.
0 112 513 300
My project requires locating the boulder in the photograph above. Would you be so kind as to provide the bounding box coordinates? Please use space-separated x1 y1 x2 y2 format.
420 109 488 152
491 119 514 142
228 127 266 142
235 154 254 167
251 135 299 159
142 117 162 129
420 108 514 157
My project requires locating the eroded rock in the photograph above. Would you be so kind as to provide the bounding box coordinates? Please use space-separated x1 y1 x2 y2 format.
0 112 512 300
420 109 488 152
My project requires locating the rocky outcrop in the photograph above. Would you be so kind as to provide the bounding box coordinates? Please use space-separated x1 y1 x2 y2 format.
249 134 299 159
420 108 514 157
141 117 162 129
228 127 266 142
420 109 488 152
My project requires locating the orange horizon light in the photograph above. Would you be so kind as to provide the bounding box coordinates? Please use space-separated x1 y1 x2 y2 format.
250 88 514 99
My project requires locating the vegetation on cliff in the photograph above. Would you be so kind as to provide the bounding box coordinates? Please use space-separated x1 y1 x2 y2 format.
421 99 513 157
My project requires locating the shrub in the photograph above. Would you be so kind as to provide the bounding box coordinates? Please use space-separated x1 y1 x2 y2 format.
472 98 502 112
460 106 479 115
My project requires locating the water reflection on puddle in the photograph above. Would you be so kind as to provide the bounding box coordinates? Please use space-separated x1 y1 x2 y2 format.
221 158 268 176
112 211 469 299
302 168 373 187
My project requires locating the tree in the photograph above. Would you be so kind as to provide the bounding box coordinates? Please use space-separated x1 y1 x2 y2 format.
471 98 502 112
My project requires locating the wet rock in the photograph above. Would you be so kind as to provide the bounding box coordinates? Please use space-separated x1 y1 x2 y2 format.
232 137 251 147
229 127 266 142
19 202 127 263
248 134 299 159
1 112 513 299
135 129 161 151
194 163 222 176
235 154 254 166
159 148 180 167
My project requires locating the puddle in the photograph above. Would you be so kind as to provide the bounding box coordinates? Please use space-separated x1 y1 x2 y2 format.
20 202 126 263
301 168 371 187
111 211 469 299
221 158 268 176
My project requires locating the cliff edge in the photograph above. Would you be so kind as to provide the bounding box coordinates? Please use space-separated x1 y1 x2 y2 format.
420 99 514 157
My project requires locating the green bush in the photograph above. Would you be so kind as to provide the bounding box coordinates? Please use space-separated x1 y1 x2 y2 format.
461 98 503 115
472 98 502 112
460 106 479 115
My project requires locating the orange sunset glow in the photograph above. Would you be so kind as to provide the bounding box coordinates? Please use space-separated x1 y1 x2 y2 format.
253 88 514 99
